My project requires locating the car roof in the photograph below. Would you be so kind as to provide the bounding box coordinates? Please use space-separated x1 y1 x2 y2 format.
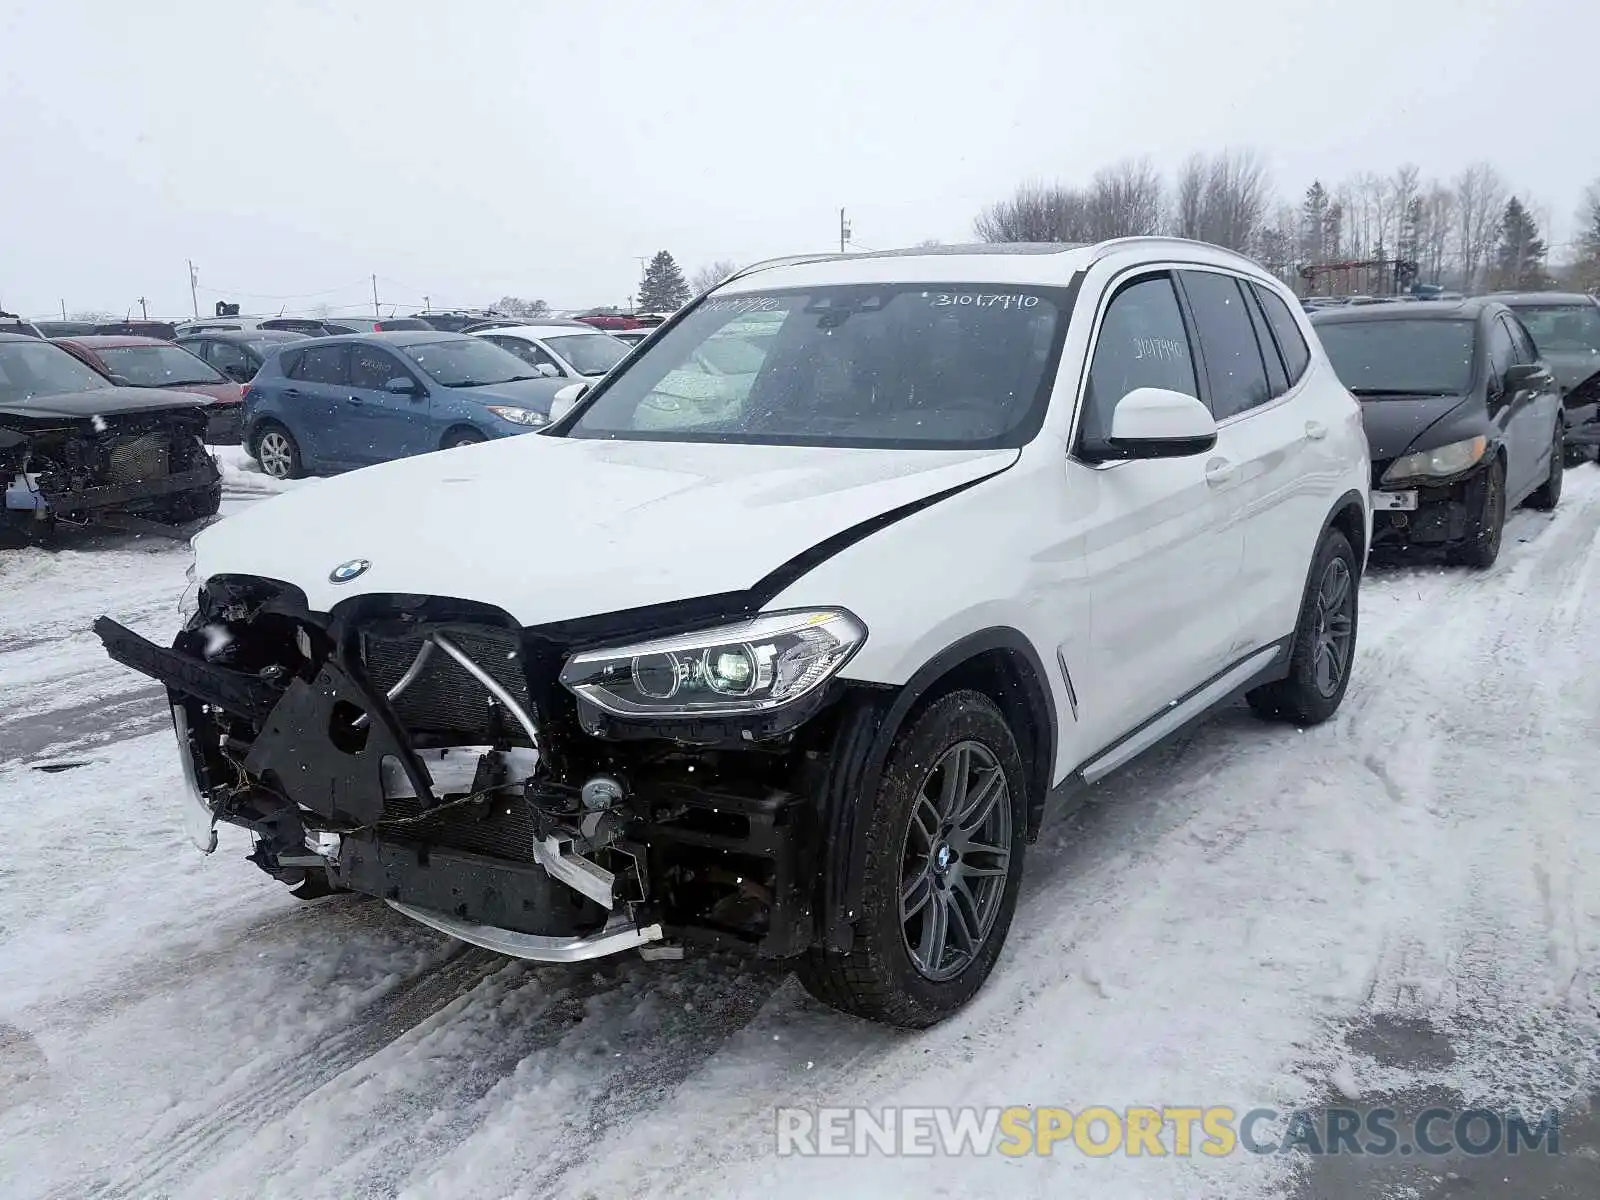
57 334 173 348
178 328 305 343
1309 298 1499 324
717 237 1268 292
1483 291 1597 307
308 330 462 347
0 331 41 343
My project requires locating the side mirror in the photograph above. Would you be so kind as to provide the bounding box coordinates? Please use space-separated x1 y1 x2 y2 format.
1503 363 1548 391
1106 387 1218 459
385 377 418 396
535 363 560 379
549 382 589 422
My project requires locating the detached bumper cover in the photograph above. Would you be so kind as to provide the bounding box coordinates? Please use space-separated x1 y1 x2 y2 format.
390 904 663 961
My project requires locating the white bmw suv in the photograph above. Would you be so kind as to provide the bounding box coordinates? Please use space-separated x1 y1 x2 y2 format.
98 239 1370 1027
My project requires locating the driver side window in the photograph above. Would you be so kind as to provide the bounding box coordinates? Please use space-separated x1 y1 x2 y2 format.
1079 274 1198 452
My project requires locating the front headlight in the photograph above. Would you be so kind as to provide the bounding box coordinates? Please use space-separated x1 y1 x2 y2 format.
485 405 547 427
560 609 867 717
1382 435 1487 483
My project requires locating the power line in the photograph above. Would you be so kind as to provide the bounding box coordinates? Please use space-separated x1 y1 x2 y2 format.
192 278 372 301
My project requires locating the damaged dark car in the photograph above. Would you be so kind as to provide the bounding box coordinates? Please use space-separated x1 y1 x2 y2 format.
1312 298 1564 567
1 332 222 544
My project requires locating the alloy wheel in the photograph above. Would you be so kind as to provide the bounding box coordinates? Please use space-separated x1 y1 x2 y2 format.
899 740 1013 982
258 430 293 478
1311 557 1354 698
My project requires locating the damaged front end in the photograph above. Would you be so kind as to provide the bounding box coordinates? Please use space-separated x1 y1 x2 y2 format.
2 408 220 541
97 578 875 963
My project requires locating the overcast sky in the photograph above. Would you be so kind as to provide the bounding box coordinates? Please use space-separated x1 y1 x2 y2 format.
2 0 1593 320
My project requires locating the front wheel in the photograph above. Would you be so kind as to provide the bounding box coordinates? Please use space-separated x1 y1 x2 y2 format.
1447 456 1505 568
1247 527 1358 726
441 428 487 451
795 690 1027 1027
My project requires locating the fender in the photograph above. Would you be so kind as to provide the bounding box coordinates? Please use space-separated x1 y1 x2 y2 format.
816 626 1058 952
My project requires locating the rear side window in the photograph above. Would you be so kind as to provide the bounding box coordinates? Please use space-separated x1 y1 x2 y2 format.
1079 273 1199 450
1180 271 1271 420
1253 285 1312 383
288 344 348 384
1243 289 1288 397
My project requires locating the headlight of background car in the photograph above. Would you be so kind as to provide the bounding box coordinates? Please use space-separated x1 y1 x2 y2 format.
559 609 866 717
485 405 547 426
1382 435 1487 483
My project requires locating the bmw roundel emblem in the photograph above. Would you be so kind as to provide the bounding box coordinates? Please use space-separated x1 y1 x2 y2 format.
329 558 371 584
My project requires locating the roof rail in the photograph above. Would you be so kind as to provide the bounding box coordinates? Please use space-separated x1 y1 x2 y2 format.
718 253 849 288
1090 235 1262 268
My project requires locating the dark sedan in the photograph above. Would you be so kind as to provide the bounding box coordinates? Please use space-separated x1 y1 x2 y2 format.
1484 292 1600 465
176 329 308 384
1312 298 1564 567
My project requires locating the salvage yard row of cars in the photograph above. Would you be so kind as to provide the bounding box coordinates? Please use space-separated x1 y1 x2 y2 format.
81 237 1600 1030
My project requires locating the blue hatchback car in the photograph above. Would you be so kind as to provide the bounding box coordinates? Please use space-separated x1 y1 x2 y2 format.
242 332 569 478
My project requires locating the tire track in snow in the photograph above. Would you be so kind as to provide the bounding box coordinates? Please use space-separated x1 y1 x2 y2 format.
64 943 509 1200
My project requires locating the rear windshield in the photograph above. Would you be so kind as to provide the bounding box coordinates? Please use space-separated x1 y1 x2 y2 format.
0 340 114 404
1316 319 1476 396
1510 305 1600 354
565 284 1071 448
97 344 225 387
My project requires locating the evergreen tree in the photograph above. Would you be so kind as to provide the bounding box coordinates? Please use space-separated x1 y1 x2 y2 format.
1492 197 1548 290
637 251 690 311
1322 201 1343 260
1300 181 1329 262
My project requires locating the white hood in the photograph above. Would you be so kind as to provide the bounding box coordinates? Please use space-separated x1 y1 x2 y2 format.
196 435 1017 625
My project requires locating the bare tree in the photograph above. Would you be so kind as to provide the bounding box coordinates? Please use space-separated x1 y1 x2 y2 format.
1199 149 1272 252
1418 183 1457 284
1453 162 1507 292
974 181 1092 243
1085 157 1165 240
689 260 740 295
1575 179 1600 290
1172 155 1206 240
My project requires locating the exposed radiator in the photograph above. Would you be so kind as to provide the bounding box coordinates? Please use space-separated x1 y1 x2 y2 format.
105 433 171 483
360 624 535 744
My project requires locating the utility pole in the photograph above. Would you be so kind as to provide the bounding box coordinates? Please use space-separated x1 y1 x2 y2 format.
371 274 380 317
839 207 851 253
138 296 148 320
187 260 199 319
60 299 67 321
423 294 430 313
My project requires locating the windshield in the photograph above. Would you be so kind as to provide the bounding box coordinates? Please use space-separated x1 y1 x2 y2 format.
544 332 628 376
0 340 115 404
1509 305 1600 355
96 344 225 387
1316 319 1476 396
565 285 1069 448
401 337 536 387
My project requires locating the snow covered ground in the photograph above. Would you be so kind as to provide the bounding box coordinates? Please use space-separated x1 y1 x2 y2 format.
2 463 1597 1199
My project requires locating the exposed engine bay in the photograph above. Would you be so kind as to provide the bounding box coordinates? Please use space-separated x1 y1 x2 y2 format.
1 406 221 540
95 577 868 961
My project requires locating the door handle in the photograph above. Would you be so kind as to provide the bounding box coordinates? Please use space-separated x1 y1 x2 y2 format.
1304 420 1327 440
346 395 364 406
283 388 301 398
1203 457 1237 488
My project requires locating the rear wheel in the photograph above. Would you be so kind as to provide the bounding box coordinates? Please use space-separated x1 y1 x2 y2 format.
1447 456 1506 568
1247 527 1358 726
795 690 1027 1027
1526 421 1565 511
253 422 303 480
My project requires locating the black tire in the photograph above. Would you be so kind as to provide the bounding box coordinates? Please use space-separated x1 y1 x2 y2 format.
794 690 1027 1028
1246 527 1359 726
286 866 340 900
252 421 304 480
441 427 487 450
1562 442 1588 469
1526 422 1564 511
1447 455 1506 568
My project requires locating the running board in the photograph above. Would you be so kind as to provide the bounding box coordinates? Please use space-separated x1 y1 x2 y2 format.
1078 645 1283 784
389 903 662 962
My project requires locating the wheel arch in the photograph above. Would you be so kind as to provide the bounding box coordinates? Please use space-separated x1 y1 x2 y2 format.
815 626 1057 953
1325 488 1368 569
438 422 488 450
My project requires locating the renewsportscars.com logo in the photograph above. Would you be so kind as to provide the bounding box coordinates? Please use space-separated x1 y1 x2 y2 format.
775 1105 1562 1158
